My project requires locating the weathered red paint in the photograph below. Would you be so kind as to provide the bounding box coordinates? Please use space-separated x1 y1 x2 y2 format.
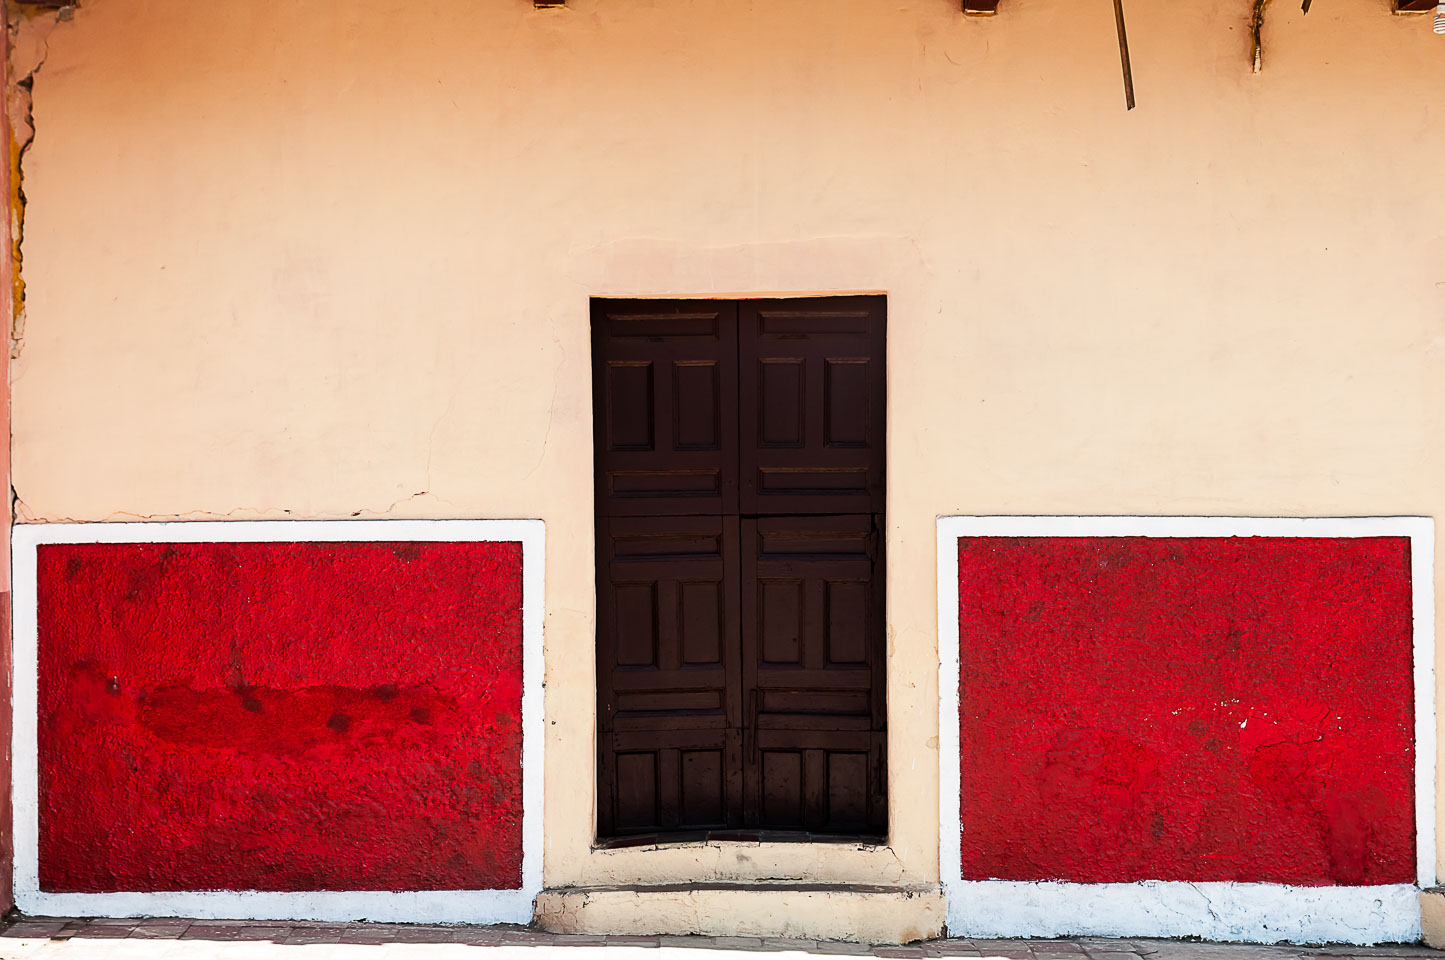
37 540 524 893
956 536 1415 885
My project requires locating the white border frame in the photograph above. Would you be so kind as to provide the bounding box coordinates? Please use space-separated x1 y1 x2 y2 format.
11 519 545 923
937 516 1435 944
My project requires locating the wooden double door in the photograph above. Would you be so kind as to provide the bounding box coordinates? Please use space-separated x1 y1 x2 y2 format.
592 296 887 840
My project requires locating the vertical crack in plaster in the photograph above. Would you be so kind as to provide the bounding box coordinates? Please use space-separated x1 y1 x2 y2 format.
8 64 38 361
525 339 567 481
8 7 76 525
1250 0 1272 73
6 5 73 362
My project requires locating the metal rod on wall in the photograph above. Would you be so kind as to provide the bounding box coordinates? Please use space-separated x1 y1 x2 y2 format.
1112 0 1136 110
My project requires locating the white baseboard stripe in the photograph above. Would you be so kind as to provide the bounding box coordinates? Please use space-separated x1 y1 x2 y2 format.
945 881 1421 944
17 889 538 924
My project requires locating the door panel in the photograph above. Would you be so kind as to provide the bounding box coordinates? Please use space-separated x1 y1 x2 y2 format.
605 730 743 834
739 297 886 516
596 515 743 835
592 300 739 517
741 515 886 835
598 516 742 724
752 734 886 834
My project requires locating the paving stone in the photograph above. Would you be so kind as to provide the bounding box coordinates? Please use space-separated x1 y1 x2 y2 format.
129 926 191 939
192 925 287 942
813 942 875 955
501 931 566 943
1028 946 1086 953
764 938 822 951
3 923 69 937
1321 952 1445 958
71 926 138 939
874 949 928 958
393 927 457 943
1140 947 1302 960
1089 952 1146 960
283 933 344 945
712 938 768 950
608 936 663 947
181 927 249 940
451 934 505 946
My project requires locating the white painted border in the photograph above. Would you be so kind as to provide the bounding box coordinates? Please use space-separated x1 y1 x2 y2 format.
936 516 1435 944
11 519 546 923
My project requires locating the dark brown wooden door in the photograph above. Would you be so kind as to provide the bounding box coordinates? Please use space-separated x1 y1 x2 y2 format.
594 296 886 840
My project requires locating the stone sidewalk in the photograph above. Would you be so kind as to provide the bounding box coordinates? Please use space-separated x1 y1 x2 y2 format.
2 919 1444 960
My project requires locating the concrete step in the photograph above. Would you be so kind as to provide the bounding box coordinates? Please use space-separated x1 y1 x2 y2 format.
533 882 945 944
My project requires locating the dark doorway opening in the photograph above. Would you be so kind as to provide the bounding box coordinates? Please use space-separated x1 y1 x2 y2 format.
592 296 886 841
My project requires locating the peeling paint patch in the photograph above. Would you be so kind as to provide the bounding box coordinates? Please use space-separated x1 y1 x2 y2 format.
4 3 72 360
35 539 525 893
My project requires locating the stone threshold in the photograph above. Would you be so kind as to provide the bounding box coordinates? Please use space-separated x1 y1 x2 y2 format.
534 881 945 943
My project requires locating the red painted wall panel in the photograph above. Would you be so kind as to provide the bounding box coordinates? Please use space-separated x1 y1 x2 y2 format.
37 540 524 893
956 536 1415 885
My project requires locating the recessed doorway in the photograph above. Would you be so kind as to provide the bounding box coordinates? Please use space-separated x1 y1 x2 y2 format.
592 296 887 841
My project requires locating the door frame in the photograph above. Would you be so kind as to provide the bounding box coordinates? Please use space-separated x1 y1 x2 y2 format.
590 294 889 844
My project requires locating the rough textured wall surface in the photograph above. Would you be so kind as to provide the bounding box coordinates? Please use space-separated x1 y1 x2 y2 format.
956 536 1415 885
36 540 524 893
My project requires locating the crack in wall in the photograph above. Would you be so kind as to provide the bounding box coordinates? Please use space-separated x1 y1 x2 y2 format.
5 4 72 362
1250 0 1272 73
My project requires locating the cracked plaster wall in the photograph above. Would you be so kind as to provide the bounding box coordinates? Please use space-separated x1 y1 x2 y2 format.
5 0 1445 910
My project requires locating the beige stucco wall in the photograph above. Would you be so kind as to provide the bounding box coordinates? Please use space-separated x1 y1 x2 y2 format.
8 0 1445 901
